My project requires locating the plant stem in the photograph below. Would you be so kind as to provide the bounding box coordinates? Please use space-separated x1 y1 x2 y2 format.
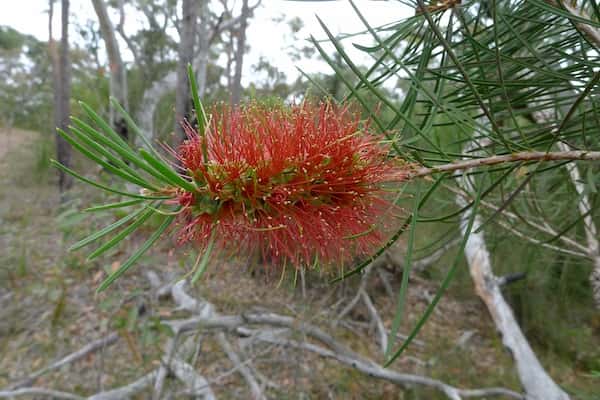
410 150 600 178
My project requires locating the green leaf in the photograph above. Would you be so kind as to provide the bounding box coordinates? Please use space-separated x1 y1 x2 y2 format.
529 0 600 28
191 227 218 285
58 127 157 191
315 17 440 154
87 206 156 261
97 214 175 293
84 199 144 212
187 64 209 163
110 97 166 162
70 205 148 251
79 101 131 149
386 181 421 358
139 149 196 193
71 117 177 187
385 178 484 366
50 160 171 200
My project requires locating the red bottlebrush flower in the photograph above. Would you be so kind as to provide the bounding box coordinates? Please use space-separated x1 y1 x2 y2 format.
172 101 411 269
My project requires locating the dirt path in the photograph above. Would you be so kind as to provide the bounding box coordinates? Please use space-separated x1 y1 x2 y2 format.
0 127 38 163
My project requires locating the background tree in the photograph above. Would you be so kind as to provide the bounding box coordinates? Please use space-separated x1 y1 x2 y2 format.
230 0 249 105
54 0 73 194
174 0 198 140
91 0 129 141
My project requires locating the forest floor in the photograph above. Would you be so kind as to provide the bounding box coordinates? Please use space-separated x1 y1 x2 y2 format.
0 127 597 399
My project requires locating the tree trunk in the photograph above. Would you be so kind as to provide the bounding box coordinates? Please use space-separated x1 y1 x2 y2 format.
230 0 249 106
456 141 569 400
556 141 600 308
91 0 129 141
174 0 198 142
53 0 73 195
195 0 210 99
49 0 60 131
136 1 237 146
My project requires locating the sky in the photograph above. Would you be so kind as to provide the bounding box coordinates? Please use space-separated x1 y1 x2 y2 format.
0 0 410 83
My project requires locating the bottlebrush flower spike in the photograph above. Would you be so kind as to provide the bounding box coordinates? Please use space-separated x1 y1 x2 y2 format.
172 100 412 268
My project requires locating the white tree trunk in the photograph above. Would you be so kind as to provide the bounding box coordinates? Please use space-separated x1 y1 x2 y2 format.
231 0 249 105
174 0 198 141
136 0 213 146
91 0 128 137
556 141 600 308
531 103 600 308
456 143 570 400
195 0 210 98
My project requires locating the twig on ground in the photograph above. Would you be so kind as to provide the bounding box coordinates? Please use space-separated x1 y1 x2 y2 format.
334 263 375 325
168 359 215 400
164 308 522 399
9 332 120 390
0 388 85 400
152 335 179 400
377 269 395 298
360 289 388 354
4 275 523 400
88 370 158 400
256 333 523 400
216 332 265 400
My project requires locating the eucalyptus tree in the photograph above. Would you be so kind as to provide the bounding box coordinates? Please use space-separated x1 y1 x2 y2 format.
230 0 250 105
174 0 198 140
53 0 73 194
92 0 130 140
135 0 261 144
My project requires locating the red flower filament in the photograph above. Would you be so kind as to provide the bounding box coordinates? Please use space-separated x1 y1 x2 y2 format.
172 101 411 268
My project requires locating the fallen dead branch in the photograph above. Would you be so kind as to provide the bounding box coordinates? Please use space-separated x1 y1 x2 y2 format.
160 280 525 400
9 332 120 390
216 332 265 400
0 387 85 400
456 140 570 400
2 276 526 400
88 370 158 400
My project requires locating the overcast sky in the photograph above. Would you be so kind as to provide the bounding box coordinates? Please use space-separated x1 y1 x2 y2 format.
0 0 410 83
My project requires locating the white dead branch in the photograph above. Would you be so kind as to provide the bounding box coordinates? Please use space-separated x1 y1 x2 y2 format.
88 370 158 400
160 281 524 400
167 359 215 400
556 141 600 307
531 97 600 308
456 142 570 400
0 388 85 400
9 332 120 390
216 333 265 400
2 274 525 400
